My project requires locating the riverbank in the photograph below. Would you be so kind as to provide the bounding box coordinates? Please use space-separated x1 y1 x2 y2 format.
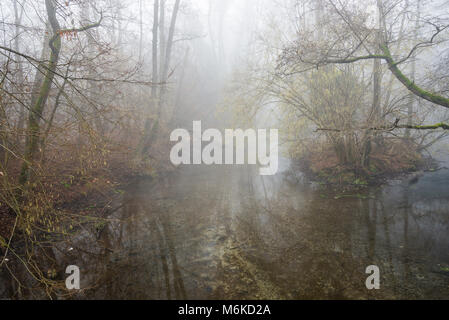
295 142 438 191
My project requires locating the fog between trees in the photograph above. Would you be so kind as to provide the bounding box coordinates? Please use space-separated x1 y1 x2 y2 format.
0 0 449 297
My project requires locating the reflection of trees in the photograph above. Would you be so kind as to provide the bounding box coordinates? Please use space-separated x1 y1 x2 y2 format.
99 178 187 299
228 166 417 298
363 196 377 260
245 168 449 299
24 167 448 299
59 177 188 299
402 186 411 284
154 211 187 299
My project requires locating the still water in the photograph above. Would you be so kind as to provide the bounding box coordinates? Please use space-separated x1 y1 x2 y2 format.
2 158 449 299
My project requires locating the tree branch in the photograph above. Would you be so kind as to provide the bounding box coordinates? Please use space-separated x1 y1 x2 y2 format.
300 44 449 109
316 119 449 132
381 45 449 108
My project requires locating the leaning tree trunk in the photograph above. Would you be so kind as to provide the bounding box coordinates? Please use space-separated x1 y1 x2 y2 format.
19 0 61 185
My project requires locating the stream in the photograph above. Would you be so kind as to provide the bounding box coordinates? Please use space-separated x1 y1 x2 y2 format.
1 158 449 299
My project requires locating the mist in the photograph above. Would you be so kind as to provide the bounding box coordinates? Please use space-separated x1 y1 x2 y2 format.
1 0 449 301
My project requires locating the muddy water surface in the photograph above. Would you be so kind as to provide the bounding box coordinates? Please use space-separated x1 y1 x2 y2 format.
57 158 449 299
2 158 448 299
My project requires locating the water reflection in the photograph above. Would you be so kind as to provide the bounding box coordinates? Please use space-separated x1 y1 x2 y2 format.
2 160 449 299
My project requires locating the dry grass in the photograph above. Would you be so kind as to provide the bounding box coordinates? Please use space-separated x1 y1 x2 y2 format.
300 139 425 185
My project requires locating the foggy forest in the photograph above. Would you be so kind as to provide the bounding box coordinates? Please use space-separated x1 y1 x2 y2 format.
0 0 449 300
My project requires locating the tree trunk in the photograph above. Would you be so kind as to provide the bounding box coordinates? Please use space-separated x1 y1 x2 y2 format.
362 2 384 168
170 47 190 126
143 0 181 155
13 0 25 141
159 0 166 79
139 0 143 61
82 1 103 135
29 23 51 118
405 0 420 139
19 0 61 185
138 0 159 157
